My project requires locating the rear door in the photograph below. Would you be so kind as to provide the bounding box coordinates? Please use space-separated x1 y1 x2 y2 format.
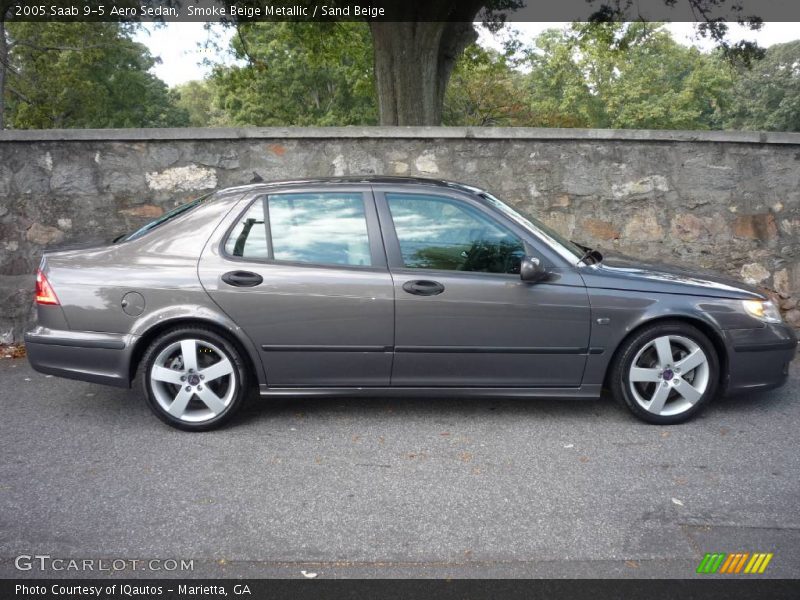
199 186 394 387
374 186 591 388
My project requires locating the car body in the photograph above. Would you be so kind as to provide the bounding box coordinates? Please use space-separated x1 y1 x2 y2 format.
25 177 797 430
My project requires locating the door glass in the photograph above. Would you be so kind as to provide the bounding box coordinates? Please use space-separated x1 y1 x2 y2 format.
386 193 525 273
225 193 372 266
269 193 371 266
225 202 268 259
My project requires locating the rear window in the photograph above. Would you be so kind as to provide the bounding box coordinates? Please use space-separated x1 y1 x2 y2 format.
122 194 212 242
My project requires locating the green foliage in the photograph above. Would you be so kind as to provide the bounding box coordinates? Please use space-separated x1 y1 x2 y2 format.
524 28 603 127
212 22 377 126
442 23 747 131
723 41 800 132
6 19 793 132
524 23 734 130
173 79 229 127
4 22 188 129
443 44 532 126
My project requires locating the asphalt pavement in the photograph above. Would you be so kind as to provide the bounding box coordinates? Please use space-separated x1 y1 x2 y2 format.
0 358 798 579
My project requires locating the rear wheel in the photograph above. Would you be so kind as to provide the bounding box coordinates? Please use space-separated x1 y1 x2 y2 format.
141 327 248 431
610 321 720 424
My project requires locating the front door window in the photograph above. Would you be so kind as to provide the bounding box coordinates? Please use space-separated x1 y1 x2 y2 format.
386 193 525 274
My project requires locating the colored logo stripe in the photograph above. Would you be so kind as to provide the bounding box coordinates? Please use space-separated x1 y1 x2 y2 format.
697 553 773 574
697 553 725 573
719 553 748 573
745 553 773 574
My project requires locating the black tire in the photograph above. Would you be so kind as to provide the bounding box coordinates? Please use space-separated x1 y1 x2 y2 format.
141 326 248 431
609 321 720 424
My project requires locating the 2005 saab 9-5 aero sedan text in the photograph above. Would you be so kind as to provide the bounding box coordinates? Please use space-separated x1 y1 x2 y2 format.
25 177 797 430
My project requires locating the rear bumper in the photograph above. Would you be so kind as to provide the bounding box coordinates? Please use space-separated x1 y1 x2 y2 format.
723 324 797 395
24 326 135 388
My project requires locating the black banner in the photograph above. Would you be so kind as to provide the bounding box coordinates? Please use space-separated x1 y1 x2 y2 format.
3 579 800 600
2 0 800 23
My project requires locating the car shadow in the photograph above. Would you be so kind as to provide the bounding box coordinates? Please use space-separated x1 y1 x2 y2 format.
235 389 616 424
228 378 797 430
44 370 797 431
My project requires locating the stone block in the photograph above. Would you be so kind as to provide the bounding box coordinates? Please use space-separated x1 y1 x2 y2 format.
732 214 778 241
25 223 65 246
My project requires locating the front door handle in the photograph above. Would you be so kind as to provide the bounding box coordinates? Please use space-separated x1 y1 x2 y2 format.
402 280 445 296
222 271 263 287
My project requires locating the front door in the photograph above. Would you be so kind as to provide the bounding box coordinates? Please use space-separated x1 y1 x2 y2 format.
375 189 591 387
199 187 394 387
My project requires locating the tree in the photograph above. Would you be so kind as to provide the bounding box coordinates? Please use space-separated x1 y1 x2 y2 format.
524 28 603 127
105 0 760 128
724 41 800 131
444 44 532 126
173 79 230 127
367 1 524 125
2 21 188 129
366 0 760 125
213 22 377 126
525 23 733 130
1 1 767 129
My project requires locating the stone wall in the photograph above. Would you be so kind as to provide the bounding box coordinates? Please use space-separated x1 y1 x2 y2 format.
1 127 799 343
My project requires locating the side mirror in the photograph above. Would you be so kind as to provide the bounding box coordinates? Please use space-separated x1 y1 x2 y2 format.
520 256 547 282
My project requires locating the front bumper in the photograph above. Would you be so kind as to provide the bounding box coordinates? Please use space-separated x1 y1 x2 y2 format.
25 326 135 388
723 323 798 395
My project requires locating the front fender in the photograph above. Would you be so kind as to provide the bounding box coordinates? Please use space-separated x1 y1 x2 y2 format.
582 289 735 386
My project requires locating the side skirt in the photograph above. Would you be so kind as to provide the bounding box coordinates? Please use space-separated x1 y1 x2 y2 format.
258 384 603 399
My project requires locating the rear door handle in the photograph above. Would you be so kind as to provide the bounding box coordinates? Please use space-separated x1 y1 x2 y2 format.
222 271 263 287
402 280 445 296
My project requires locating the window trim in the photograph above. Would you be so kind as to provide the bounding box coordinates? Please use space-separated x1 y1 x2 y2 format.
374 188 546 276
262 196 275 259
219 188 388 271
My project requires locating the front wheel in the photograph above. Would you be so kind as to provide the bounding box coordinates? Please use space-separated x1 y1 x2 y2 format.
610 321 720 424
141 327 248 431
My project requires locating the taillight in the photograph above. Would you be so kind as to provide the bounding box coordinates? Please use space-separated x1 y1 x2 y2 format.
35 269 60 305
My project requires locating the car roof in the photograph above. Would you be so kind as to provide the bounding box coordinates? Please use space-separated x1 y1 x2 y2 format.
215 176 483 197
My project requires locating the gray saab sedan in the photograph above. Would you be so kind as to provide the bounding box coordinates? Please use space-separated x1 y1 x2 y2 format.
26 177 797 430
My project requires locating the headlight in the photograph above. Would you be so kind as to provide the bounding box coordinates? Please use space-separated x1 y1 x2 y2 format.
742 300 783 324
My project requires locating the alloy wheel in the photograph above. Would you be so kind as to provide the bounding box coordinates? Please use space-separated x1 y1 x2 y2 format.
149 338 236 423
628 335 710 417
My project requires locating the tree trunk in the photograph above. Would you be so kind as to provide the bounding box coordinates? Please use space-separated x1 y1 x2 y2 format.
369 2 484 125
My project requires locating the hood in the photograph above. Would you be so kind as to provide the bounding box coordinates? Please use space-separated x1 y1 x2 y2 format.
579 252 765 300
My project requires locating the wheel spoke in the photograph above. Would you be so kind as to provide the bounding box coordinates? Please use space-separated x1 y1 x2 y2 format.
675 348 706 373
167 387 193 418
653 336 674 367
630 366 662 382
199 358 233 383
180 339 198 372
673 377 702 404
196 386 226 414
151 365 184 385
647 384 671 415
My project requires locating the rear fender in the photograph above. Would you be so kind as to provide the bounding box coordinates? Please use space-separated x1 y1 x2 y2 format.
129 305 266 386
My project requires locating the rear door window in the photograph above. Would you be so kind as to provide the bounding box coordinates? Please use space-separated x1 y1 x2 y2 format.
224 201 268 259
225 192 373 267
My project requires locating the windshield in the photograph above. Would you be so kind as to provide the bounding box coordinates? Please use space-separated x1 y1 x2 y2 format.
478 192 586 263
121 194 213 242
